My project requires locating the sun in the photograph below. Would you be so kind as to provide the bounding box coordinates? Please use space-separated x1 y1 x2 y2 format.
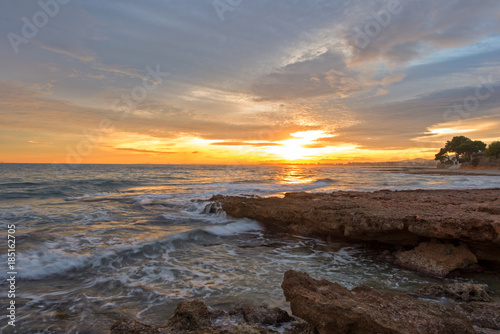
265 130 334 161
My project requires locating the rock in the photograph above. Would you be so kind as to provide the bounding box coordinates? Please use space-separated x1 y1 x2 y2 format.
394 242 478 277
453 302 500 331
218 322 279 334
229 305 293 325
208 189 500 262
283 320 318 334
281 270 476 334
473 326 500 334
110 318 161 334
418 283 492 302
166 300 212 332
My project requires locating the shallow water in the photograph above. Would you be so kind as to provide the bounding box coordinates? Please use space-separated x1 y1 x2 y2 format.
1 164 499 333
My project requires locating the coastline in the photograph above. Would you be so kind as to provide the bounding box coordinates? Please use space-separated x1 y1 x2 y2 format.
112 186 500 333
210 188 500 264
376 167 500 177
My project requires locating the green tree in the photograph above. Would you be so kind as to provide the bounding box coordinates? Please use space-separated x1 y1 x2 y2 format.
484 141 500 159
456 140 487 161
434 136 486 162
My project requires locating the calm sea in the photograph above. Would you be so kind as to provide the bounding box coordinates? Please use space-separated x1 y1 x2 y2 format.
1 163 499 333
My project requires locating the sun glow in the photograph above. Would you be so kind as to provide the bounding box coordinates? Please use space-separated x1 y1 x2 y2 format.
265 130 339 161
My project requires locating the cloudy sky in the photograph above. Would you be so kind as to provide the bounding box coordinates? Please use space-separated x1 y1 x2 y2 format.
1 0 499 164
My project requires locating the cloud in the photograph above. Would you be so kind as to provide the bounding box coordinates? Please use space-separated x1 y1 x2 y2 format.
210 141 282 146
113 148 177 154
343 0 500 65
332 81 500 149
250 51 366 101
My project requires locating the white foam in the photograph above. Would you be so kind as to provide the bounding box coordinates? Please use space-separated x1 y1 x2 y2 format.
66 192 119 201
203 219 263 236
15 249 92 280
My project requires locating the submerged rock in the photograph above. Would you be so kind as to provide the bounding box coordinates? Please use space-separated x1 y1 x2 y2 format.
209 189 500 263
281 270 476 334
394 242 478 277
166 300 212 332
419 283 492 302
217 322 278 334
110 318 161 334
111 300 294 334
229 305 293 325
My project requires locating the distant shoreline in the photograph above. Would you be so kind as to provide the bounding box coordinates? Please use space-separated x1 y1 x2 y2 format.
373 166 500 177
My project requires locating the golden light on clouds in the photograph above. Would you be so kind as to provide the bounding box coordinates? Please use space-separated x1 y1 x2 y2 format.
264 130 356 161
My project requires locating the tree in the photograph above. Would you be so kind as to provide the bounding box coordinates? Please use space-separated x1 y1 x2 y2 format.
434 136 486 162
484 141 500 159
456 140 487 161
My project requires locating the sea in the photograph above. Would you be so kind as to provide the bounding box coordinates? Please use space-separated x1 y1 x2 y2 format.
1 163 500 333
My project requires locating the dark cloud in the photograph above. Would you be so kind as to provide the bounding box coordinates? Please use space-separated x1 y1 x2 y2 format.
344 0 500 65
251 51 367 101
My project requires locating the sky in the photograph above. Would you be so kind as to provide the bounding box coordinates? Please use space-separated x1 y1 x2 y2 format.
1 0 499 164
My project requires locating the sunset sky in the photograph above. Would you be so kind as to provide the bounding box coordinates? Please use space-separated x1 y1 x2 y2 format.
1 0 500 164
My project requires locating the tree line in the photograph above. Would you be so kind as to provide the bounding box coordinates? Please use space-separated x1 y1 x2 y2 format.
435 136 500 163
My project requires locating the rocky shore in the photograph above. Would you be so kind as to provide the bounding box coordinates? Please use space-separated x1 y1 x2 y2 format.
111 271 499 334
209 188 500 277
110 188 500 334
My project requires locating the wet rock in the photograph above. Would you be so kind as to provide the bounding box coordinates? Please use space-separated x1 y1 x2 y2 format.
110 318 161 334
217 322 278 334
281 270 476 334
209 189 500 262
473 326 500 334
229 305 293 325
283 320 318 334
453 302 500 331
394 242 478 277
418 283 492 302
166 300 212 332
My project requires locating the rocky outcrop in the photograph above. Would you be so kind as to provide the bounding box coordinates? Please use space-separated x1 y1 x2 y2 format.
166 300 212 332
111 300 295 334
111 318 161 334
418 283 492 302
394 242 478 277
208 189 500 262
453 302 500 331
281 270 476 334
229 305 293 325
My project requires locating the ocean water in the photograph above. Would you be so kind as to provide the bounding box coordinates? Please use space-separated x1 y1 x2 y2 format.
1 163 500 333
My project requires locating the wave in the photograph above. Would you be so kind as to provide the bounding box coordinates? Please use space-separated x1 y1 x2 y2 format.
314 178 339 185
203 219 263 236
65 192 121 201
3 219 262 280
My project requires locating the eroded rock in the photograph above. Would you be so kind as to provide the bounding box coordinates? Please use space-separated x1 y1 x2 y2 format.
229 305 293 325
281 270 476 334
208 189 500 262
419 283 492 302
453 302 500 331
110 318 161 334
166 300 212 332
394 242 478 277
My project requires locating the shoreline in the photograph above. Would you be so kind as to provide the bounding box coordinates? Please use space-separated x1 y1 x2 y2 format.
210 188 500 265
373 166 500 176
